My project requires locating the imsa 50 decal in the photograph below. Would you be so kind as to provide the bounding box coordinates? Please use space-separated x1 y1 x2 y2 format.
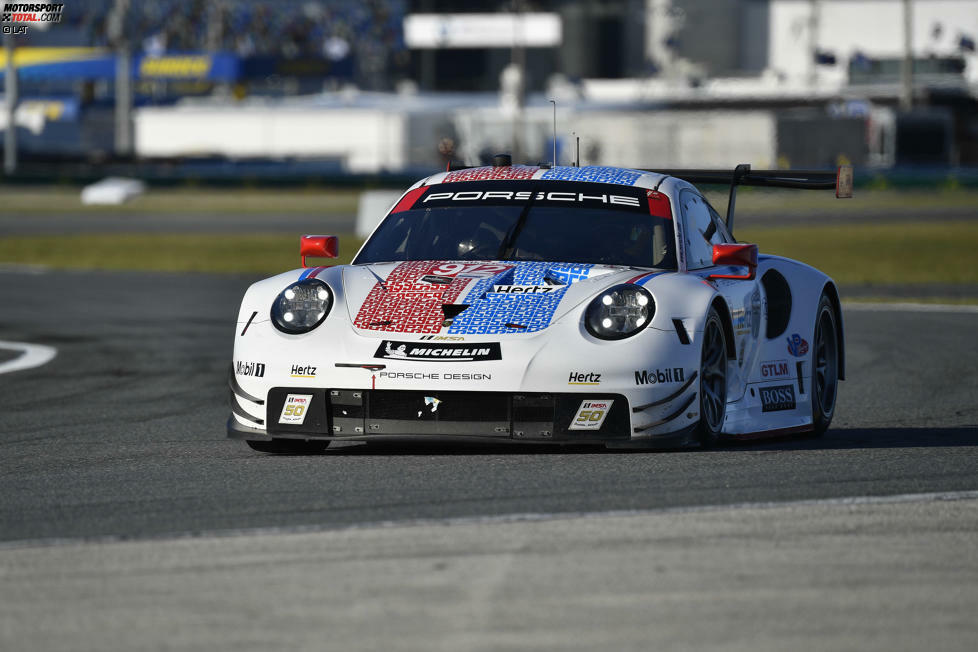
279 394 313 424
569 399 614 430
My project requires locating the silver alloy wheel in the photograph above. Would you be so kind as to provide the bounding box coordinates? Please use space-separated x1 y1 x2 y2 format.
700 316 727 434
813 305 839 420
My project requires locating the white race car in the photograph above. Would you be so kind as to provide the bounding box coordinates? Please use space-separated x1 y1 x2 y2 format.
229 161 852 452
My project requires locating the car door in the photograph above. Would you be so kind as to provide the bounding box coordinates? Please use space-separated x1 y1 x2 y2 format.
679 190 761 402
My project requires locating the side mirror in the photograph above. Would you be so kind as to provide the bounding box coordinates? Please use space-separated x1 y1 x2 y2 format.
300 235 338 268
708 243 758 281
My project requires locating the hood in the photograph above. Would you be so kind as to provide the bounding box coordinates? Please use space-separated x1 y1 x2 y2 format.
342 260 633 337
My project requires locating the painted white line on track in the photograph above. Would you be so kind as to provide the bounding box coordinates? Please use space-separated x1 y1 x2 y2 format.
0 263 51 275
844 301 978 313
3 489 976 550
0 341 57 375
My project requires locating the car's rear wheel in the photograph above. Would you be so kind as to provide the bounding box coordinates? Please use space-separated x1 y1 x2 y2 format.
811 294 839 436
246 439 330 454
696 308 727 446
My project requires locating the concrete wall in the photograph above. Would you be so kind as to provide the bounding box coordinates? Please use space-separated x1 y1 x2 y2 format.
135 106 408 172
134 102 865 172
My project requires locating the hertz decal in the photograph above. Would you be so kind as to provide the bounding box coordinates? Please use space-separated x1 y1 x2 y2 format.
139 56 211 78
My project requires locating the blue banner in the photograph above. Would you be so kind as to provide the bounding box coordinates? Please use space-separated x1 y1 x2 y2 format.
1 49 352 82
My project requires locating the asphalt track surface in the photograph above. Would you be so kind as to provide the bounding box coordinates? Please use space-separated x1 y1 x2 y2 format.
0 267 976 544
1 268 977 651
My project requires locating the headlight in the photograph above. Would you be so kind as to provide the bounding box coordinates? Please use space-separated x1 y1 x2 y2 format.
585 284 655 340
271 279 333 334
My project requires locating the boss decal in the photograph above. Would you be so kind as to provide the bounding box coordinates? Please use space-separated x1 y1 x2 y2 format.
375 340 502 362
235 361 265 377
569 400 614 430
279 394 313 424
760 384 796 412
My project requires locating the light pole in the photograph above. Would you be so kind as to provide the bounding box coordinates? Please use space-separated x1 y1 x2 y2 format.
109 0 132 156
900 0 914 111
4 31 17 175
549 99 556 166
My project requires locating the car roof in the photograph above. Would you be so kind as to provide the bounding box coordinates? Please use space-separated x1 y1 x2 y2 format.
422 165 671 191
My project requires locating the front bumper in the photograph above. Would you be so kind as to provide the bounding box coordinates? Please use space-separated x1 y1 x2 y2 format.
228 361 700 448
230 386 632 443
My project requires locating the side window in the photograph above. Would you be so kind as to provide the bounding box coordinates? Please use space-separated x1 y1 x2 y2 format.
707 203 733 243
681 190 725 269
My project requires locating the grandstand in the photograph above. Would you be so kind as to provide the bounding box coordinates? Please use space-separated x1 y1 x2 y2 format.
21 0 408 90
2 0 977 176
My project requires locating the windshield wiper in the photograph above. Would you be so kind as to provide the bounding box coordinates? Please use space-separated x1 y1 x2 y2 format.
365 266 389 291
495 185 538 260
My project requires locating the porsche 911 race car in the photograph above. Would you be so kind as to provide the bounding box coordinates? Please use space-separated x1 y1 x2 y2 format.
229 161 852 452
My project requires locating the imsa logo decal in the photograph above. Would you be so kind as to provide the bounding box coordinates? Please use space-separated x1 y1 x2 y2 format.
760 384 796 412
279 394 313 424
569 399 614 430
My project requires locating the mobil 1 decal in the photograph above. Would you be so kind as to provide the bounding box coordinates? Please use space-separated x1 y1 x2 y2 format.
398 180 651 213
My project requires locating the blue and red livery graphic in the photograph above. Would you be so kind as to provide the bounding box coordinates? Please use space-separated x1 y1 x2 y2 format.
786 333 809 357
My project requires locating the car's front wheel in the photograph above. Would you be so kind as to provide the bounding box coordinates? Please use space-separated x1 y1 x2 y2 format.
811 294 839 436
696 307 728 446
246 439 330 454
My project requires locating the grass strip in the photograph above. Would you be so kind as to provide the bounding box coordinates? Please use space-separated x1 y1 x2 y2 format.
0 233 360 275
701 187 978 216
0 222 976 289
737 221 978 286
0 187 359 215
842 297 978 306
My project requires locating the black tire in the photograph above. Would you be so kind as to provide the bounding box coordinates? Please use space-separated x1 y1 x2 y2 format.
696 308 728 446
246 439 330 454
811 294 840 436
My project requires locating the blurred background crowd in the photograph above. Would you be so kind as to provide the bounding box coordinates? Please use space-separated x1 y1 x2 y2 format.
2 0 977 182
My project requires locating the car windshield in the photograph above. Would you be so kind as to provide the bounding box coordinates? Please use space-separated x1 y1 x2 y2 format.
354 181 677 268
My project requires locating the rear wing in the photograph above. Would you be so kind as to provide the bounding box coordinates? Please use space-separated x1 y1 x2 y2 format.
644 164 854 235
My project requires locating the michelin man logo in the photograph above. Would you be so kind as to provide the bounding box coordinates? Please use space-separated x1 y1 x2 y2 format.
418 396 442 417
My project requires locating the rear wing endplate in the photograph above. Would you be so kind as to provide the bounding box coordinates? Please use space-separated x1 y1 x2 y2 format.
644 164 853 235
